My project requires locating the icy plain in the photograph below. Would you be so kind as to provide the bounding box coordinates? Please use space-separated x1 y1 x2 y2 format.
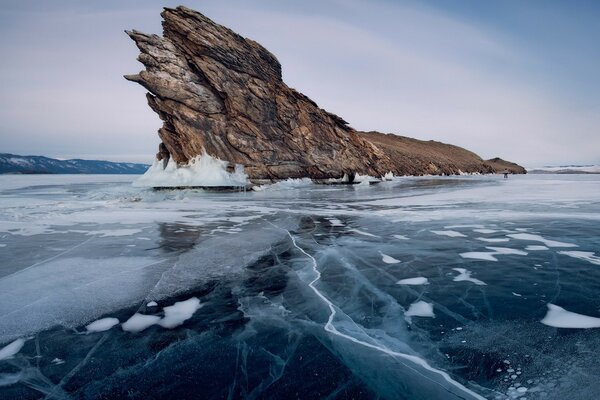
0 173 599 399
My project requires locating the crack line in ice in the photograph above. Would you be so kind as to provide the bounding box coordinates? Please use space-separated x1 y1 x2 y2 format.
281 228 485 400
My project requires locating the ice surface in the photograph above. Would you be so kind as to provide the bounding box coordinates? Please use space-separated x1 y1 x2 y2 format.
557 251 600 266
476 237 510 243
348 228 379 237
133 152 248 188
121 313 161 333
507 233 578 248
431 230 466 237
460 247 527 261
473 229 497 234
405 301 435 318
393 234 409 240
0 338 25 360
541 304 600 328
86 317 120 332
158 297 202 329
452 268 486 285
147 301 158 307
380 252 400 264
485 247 528 256
396 277 429 285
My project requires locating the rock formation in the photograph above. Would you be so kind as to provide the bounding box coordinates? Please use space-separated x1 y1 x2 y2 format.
484 158 527 174
126 6 525 181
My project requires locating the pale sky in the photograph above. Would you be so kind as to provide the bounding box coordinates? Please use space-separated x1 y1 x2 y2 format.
1 0 598 167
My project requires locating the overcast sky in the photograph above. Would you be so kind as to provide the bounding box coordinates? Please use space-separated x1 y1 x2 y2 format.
1 0 598 167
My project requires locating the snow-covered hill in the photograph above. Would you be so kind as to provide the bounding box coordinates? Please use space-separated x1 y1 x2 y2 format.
0 153 149 174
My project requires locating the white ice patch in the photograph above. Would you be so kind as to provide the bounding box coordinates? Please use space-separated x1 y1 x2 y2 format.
121 313 161 333
557 251 600 266
133 152 248 188
541 304 600 328
89 229 142 238
158 297 202 329
85 317 120 332
476 237 510 243
507 233 578 248
485 247 528 256
397 277 429 285
431 230 466 238
393 235 409 240
380 252 400 264
252 178 313 191
327 218 344 226
525 245 549 251
452 268 486 285
405 301 435 318
0 338 26 360
348 228 379 238
147 301 158 307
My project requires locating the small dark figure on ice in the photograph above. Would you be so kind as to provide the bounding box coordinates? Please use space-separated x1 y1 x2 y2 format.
502 169 509 179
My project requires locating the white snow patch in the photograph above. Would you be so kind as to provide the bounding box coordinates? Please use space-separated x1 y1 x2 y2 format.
541 303 600 328
89 229 142 237
476 237 510 243
431 230 466 238
557 251 600 266
86 317 120 332
147 301 158 307
473 229 497 234
452 268 486 285
405 301 435 318
0 338 26 360
122 313 161 333
525 245 549 251
507 233 578 248
380 252 400 264
512 292 523 297
393 235 409 240
158 297 202 329
396 277 429 285
133 152 248 188
460 247 527 262
327 218 344 226
485 247 528 256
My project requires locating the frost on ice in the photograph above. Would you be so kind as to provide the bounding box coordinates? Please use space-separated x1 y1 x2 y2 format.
541 304 600 328
86 317 120 333
452 268 486 285
134 152 249 188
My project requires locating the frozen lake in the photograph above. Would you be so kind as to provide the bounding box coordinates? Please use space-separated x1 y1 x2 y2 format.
0 174 599 399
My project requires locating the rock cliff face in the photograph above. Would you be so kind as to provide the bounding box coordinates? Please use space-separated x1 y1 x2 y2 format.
126 6 524 181
484 158 527 174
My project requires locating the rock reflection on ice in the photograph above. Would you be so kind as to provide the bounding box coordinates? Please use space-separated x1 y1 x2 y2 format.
431 230 466 237
405 301 435 319
452 268 486 285
396 277 429 285
121 313 161 333
158 297 202 328
557 251 600 266
541 304 600 328
86 317 120 333
0 338 25 360
380 252 400 264
507 233 578 248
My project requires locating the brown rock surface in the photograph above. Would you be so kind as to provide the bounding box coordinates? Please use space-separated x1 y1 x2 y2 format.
126 6 524 181
484 158 527 174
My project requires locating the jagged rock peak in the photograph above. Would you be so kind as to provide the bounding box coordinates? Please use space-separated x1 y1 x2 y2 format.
126 6 524 181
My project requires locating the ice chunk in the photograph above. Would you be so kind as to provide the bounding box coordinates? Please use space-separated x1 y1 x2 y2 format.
396 277 429 285
476 237 510 243
158 297 202 329
431 230 466 238
525 245 549 251
122 313 161 333
405 301 435 318
0 338 26 360
507 233 578 248
86 317 119 332
540 304 600 328
557 251 600 266
380 252 400 264
133 152 248 188
452 268 486 285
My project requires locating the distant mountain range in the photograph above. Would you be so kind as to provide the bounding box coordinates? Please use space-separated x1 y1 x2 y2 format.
0 153 150 174
528 165 600 174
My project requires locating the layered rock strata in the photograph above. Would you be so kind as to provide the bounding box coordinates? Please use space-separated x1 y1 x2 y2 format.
126 6 525 181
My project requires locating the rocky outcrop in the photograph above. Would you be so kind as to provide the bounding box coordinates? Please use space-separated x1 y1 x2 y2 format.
484 158 527 174
126 6 524 181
